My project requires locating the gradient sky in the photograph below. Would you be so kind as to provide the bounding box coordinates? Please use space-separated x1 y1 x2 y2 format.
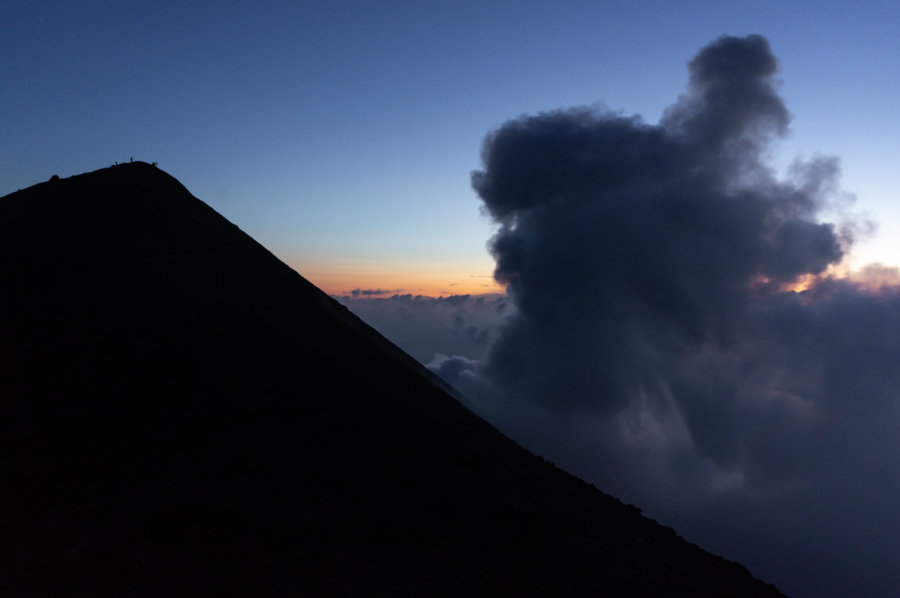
8 6 900 596
4 0 900 296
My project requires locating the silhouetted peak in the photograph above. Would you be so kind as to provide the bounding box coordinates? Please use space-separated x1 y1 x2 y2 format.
0 165 785 597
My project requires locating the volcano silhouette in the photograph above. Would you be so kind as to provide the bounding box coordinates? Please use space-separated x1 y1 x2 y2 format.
1 163 785 596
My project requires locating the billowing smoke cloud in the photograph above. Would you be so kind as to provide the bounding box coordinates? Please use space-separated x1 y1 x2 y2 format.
436 35 900 598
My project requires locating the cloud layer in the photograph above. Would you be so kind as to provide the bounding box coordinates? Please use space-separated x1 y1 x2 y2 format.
336 293 510 365
432 35 899 598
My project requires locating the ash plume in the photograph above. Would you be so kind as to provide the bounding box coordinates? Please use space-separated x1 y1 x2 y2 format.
443 34 900 598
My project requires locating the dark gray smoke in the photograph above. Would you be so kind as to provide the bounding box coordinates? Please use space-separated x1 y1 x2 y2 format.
443 35 900 598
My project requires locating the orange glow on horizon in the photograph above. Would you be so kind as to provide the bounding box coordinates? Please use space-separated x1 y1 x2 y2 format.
292 256 900 300
288 259 505 298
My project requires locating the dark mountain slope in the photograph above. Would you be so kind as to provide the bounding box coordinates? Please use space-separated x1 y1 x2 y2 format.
1 163 784 597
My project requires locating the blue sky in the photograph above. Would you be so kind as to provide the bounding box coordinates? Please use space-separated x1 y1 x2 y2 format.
4 1 900 293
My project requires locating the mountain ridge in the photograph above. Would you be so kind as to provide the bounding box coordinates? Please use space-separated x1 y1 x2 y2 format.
1 163 785 596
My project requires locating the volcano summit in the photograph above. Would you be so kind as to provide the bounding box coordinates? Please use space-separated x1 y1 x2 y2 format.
1 163 784 596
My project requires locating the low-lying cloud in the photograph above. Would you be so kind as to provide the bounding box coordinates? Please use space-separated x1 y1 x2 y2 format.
429 35 899 598
347 288 404 297
336 293 510 365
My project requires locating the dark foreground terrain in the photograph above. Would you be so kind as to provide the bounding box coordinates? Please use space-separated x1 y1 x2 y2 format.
0 163 785 596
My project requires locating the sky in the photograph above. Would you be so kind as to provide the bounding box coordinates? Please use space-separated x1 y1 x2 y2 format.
6 3 900 597
4 1 900 297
